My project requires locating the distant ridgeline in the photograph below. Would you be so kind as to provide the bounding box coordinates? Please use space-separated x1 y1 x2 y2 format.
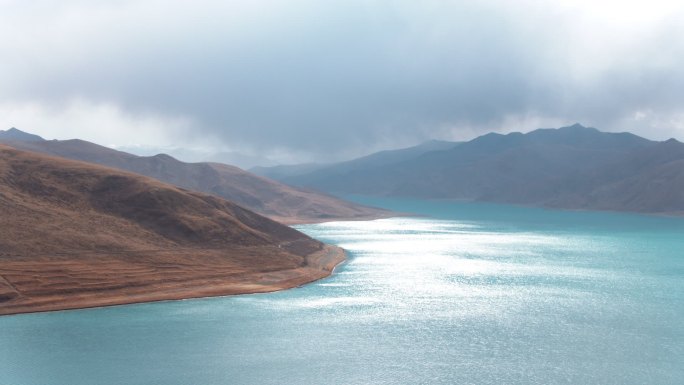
0 128 389 224
4 124 683 215
261 124 684 215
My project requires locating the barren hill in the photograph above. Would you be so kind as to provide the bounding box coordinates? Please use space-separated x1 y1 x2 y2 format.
0 145 344 315
0 131 389 224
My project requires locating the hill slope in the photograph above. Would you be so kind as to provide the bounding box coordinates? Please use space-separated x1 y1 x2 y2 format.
0 145 344 315
0 129 389 224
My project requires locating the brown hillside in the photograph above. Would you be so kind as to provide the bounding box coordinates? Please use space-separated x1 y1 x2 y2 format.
0 145 344 315
1 138 390 224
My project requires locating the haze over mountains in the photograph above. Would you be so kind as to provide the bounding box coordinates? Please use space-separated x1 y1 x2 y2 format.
261 124 684 215
114 143 277 170
0 128 388 224
251 139 460 181
0 145 344 314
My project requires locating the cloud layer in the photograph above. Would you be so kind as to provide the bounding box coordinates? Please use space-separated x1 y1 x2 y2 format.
2 0 683 162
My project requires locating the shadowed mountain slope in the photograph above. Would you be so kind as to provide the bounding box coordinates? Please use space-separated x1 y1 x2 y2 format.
546 138 684 214
281 124 684 215
0 129 389 224
0 145 344 315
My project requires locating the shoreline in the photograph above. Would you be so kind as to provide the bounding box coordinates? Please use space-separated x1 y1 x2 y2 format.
348 194 684 219
0 244 346 317
0 212 399 317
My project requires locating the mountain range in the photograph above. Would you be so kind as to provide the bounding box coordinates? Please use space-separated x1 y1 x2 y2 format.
0 144 344 315
0 128 389 224
260 124 684 215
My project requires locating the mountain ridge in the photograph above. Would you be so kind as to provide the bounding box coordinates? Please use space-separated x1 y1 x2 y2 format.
0 131 390 224
278 124 684 215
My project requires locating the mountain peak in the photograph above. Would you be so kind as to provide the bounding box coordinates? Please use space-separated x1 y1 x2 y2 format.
152 153 176 160
559 123 597 132
0 127 45 142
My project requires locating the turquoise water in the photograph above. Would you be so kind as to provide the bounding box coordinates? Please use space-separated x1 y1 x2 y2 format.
1 199 683 385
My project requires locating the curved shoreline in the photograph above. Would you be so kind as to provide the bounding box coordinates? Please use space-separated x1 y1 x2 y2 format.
0 244 346 317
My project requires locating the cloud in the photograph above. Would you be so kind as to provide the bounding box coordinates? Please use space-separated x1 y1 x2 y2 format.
1 0 684 162
0 99 194 147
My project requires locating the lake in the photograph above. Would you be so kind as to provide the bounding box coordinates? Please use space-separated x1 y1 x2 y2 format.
1 198 683 384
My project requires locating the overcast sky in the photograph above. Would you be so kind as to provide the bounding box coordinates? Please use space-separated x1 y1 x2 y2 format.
2 0 683 164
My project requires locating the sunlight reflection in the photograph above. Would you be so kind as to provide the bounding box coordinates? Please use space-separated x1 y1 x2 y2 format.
292 217 613 319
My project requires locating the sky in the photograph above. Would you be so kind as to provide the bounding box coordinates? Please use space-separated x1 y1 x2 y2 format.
1 0 684 165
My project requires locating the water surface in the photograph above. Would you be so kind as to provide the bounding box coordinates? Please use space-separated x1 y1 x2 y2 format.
1 199 683 384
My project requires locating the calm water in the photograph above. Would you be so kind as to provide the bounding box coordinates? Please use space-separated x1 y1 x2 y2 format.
1 199 683 385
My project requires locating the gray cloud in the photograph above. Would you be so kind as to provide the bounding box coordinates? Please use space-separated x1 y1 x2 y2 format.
2 0 684 163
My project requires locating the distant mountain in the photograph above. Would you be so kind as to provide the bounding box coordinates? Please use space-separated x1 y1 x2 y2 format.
0 145 344 315
257 139 460 183
0 127 45 142
281 124 684 215
0 130 389 224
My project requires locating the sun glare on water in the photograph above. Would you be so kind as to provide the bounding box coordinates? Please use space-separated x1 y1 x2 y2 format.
289 217 598 319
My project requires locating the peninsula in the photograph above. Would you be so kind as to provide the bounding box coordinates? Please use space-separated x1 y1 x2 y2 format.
0 145 345 315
